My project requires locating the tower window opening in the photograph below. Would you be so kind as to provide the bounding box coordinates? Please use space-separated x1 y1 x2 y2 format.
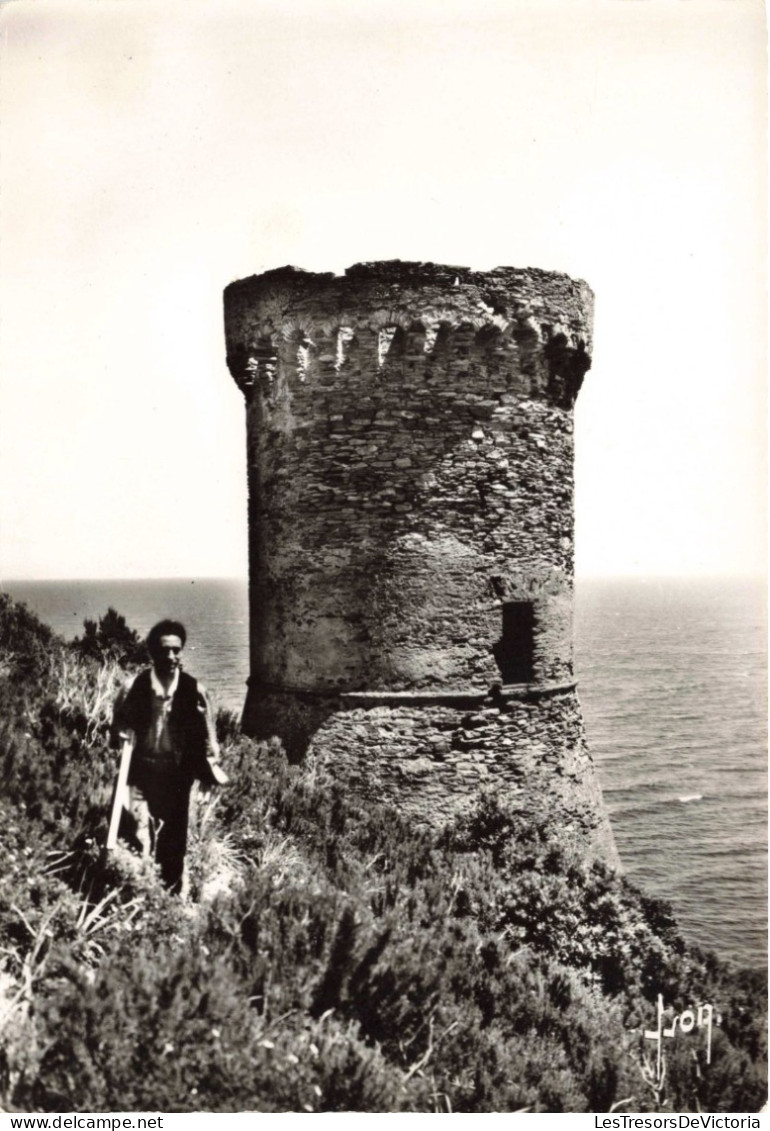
493 601 535 684
377 327 398 368
336 327 355 371
245 345 278 391
297 338 313 382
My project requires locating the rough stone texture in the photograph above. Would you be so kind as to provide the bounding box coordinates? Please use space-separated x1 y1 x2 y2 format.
224 260 617 864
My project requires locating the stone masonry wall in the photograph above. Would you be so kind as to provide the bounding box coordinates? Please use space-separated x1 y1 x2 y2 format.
224 261 617 864
253 686 614 857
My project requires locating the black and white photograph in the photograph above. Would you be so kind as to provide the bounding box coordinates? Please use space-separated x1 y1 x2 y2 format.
0 0 765 1117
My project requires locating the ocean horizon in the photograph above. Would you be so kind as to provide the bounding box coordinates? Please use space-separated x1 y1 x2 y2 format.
2 573 766 969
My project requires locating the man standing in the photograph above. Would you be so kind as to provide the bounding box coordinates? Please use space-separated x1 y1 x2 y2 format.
111 619 227 893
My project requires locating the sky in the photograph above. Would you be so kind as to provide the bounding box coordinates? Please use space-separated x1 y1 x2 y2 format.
0 0 766 580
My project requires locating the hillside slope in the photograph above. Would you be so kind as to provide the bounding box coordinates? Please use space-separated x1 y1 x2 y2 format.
0 593 765 1113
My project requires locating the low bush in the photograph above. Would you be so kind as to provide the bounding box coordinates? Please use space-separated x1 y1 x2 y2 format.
71 608 147 669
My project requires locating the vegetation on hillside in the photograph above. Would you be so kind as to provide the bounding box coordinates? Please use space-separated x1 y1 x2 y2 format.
0 592 765 1113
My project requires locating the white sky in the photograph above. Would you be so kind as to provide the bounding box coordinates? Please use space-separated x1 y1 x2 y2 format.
0 0 766 580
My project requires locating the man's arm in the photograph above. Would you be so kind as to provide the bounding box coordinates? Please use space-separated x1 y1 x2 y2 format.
106 676 138 850
196 683 220 757
196 683 229 785
110 677 136 749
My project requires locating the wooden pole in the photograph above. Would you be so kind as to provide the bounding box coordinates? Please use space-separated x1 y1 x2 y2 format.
106 736 134 851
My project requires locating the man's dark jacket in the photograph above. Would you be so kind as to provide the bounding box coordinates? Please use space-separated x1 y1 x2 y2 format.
113 669 212 784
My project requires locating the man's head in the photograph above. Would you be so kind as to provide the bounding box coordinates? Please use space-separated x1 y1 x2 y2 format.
147 619 187 680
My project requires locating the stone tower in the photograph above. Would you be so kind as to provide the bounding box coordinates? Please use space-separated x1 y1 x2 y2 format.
224 260 617 863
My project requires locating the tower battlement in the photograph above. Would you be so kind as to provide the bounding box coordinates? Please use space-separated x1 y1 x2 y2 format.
224 260 617 864
224 261 593 408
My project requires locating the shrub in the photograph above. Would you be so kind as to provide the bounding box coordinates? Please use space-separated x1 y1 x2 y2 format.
71 608 147 669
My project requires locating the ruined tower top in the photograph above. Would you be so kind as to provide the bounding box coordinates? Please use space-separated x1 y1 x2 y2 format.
224 260 593 410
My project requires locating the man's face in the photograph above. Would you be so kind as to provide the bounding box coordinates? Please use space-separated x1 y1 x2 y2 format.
153 634 183 678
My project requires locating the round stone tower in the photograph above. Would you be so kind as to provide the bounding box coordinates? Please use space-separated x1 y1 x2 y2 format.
224 260 617 863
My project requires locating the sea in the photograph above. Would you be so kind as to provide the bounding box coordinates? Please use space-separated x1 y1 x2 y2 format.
3 575 766 970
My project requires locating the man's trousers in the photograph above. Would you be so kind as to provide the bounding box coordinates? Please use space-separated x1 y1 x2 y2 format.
128 763 194 894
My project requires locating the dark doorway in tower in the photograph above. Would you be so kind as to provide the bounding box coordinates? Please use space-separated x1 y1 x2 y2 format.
493 601 535 684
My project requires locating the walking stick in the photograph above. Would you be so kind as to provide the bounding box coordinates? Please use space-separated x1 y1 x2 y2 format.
106 735 134 851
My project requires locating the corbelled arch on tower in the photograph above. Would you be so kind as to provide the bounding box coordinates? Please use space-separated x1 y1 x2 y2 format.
224 260 617 864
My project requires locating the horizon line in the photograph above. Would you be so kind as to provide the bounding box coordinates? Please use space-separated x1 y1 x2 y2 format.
2 571 766 584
